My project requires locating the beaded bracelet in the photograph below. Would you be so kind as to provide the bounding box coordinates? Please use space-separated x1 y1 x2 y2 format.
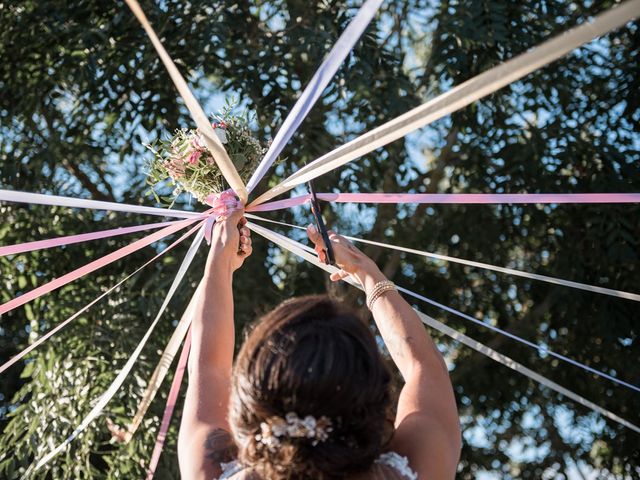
366 280 397 310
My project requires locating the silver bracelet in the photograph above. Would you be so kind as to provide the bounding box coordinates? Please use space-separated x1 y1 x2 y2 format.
366 280 397 310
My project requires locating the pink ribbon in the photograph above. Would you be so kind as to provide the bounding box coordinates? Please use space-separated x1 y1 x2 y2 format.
0 222 204 375
203 190 243 244
0 220 179 258
146 328 192 480
247 192 640 212
0 218 201 316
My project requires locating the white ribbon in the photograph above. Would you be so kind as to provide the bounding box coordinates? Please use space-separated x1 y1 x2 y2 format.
246 216 640 390
246 0 385 192
32 227 205 473
0 189 202 219
124 281 202 442
245 214 640 302
0 223 202 375
249 0 640 207
246 222 640 434
123 0 248 203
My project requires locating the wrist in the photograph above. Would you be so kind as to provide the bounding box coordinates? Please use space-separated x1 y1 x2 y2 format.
204 257 235 280
354 260 387 293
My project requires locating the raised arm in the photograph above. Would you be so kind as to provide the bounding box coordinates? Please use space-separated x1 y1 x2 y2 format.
178 211 252 480
307 225 461 480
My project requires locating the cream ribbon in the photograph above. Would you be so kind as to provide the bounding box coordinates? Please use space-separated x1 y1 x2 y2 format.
249 0 640 207
246 222 640 434
124 0 248 203
32 228 205 473
124 281 202 442
0 189 202 218
245 214 640 302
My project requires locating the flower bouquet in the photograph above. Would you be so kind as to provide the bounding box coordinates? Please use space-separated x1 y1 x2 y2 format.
145 106 266 207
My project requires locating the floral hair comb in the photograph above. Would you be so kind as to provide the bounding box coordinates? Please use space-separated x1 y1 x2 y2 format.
255 412 333 451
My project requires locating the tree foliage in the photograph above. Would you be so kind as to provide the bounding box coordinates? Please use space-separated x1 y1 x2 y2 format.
0 0 638 478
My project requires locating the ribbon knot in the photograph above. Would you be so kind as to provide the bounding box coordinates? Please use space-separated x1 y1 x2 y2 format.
203 190 242 244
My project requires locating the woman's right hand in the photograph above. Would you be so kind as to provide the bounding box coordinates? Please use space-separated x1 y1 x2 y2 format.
306 224 385 287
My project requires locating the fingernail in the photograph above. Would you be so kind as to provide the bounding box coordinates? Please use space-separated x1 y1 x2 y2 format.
307 224 317 234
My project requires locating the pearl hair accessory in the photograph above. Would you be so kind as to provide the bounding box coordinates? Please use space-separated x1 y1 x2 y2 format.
255 412 333 451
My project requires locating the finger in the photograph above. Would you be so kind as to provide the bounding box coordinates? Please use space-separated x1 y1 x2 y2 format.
238 216 248 227
240 245 253 257
240 226 250 237
329 269 349 282
306 224 326 249
240 236 251 245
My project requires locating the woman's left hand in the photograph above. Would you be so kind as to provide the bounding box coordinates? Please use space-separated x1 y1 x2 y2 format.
207 209 252 272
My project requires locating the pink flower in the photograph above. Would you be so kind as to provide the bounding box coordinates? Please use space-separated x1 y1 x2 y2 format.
188 149 202 165
192 134 204 149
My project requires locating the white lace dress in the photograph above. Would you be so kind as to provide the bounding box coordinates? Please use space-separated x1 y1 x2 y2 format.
217 451 418 480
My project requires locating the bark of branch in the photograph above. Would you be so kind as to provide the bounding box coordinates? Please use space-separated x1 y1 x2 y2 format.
38 109 117 202
60 158 116 202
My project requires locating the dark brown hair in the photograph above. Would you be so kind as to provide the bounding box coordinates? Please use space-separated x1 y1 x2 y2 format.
229 295 393 479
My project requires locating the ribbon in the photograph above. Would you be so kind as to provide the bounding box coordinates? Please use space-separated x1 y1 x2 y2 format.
0 222 203 375
395 285 640 392
0 189 202 218
0 217 201 316
145 328 192 480
246 221 640 434
245 214 640 302
413 310 640 435
32 227 205 473
125 282 201 442
123 0 248 203
247 222 640 391
246 0 385 193
248 192 640 212
248 0 640 207
202 190 243 244
0 220 180 257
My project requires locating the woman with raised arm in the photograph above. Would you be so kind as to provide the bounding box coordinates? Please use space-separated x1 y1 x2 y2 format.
178 208 461 480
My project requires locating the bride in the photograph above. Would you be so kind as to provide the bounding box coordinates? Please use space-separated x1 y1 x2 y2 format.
178 208 460 479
